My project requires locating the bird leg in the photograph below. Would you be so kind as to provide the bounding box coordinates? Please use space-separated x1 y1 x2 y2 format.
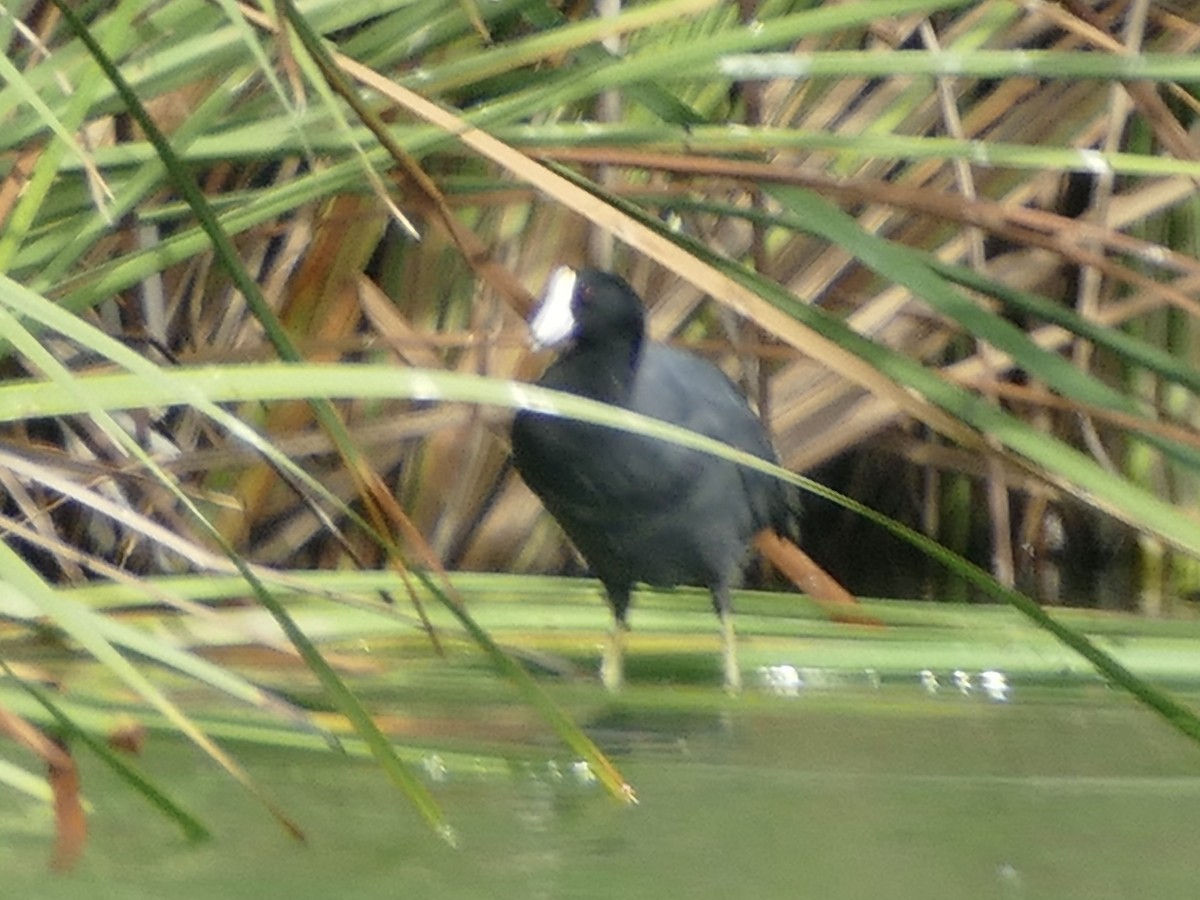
601 585 633 692
720 607 741 694
713 584 741 694
601 617 628 692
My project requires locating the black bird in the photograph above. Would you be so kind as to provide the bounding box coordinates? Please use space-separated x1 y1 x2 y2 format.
511 267 806 692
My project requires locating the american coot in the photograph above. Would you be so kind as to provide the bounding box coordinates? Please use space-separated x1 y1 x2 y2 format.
512 267 843 692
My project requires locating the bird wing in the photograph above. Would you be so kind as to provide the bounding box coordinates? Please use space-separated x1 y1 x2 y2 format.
630 344 796 532
629 344 778 462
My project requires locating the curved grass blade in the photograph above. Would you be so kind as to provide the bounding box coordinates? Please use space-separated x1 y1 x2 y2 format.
717 49 1200 83
2 361 1199 751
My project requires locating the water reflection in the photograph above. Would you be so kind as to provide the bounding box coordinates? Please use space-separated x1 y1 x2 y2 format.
761 664 1013 702
757 663 803 695
981 670 1012 702
422 753 449 782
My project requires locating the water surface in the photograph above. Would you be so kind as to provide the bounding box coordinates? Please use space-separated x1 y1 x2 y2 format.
6 676 1199 899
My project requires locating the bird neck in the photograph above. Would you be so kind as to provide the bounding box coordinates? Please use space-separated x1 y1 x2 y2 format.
565 334 643 404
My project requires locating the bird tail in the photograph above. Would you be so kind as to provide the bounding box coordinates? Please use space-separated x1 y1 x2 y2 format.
753 530 882 626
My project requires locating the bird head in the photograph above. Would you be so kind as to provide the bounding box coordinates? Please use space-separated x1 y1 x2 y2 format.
527 267 646 352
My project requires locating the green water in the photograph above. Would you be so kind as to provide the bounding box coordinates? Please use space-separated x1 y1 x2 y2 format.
5 680 1200 899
